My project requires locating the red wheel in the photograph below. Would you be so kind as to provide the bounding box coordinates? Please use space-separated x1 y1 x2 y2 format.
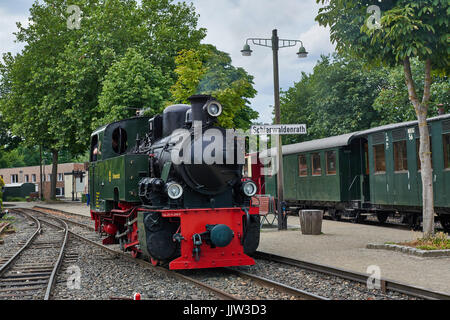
131 249 141 258
150 257 159 266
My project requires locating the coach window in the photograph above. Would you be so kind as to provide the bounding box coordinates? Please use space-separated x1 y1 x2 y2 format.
443 133 450 169
326 151 337 175
416 138 433 171
394 141 408 172
311 153 322 176
373 144 386 173
298 155 307 177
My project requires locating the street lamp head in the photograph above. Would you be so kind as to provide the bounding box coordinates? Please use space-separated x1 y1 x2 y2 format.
241 43 253 56
297 45 308 58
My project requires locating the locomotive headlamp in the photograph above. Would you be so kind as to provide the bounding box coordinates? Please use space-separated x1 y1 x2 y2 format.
166 182 183 200
204 101 223 118
241 181 257 197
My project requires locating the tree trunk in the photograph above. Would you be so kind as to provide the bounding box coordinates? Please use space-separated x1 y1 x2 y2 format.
50 150 58 200
403 57 434 237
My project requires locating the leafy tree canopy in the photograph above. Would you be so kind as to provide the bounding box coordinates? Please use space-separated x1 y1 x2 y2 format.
96 48 171 127
280 53 388 144
170 44 258 129
316 0 449 72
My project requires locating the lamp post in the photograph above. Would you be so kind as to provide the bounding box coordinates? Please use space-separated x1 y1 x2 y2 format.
242 29 308 230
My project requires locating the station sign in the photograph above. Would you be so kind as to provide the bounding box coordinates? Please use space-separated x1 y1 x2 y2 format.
250 124 307 135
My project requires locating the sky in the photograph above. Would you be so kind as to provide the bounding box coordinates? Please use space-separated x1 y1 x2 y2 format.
0 0 335 124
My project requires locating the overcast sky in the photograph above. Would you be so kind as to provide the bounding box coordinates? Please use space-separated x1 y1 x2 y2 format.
0 0 335 124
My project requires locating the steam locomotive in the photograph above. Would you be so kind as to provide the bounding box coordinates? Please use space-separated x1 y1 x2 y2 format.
89 95 260 269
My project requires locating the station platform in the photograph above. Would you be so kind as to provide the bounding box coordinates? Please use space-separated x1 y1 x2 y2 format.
5 201 450 294
259 215 450 295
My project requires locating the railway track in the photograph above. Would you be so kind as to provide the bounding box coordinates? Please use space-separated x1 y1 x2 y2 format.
24 207 326 300
0 209 68 300
253 251 450 300
17 207 449 300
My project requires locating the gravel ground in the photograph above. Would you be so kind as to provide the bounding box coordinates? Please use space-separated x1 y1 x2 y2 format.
0 211 38 261
178 268 299 300
0 214 65 300
32 207 94 229
233 259 420 300
51 236 217 300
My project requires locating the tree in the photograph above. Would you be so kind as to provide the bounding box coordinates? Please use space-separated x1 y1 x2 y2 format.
280 54 388 144
0 176 4 213
316 0 449 236
97 48 171 127
373 59 449 124
1 0 206 199
171 45 258 129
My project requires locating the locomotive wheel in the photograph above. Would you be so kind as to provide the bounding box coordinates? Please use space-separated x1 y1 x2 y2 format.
131 249 141 259
150 257 160 266
243 215 260 256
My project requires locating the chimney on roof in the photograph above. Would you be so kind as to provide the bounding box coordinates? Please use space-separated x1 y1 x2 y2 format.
437 104 445 115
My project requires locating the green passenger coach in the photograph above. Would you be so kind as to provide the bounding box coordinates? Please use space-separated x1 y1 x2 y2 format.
261 114 450 231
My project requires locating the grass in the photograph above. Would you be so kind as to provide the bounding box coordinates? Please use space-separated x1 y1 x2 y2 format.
396 232 450 250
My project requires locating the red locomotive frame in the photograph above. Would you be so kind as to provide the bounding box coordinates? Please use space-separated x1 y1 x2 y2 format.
90 204 259 270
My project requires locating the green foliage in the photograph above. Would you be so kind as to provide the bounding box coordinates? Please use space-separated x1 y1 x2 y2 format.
373 59 449 124
171 49 207 103
0 0 206 198
316 0 449 72
0 176 4 212
170 45 258 129
280 54 388 144
96 48 171 127
0 0 206 155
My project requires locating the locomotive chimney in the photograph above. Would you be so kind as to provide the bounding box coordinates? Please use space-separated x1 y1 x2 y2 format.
188 94 212 123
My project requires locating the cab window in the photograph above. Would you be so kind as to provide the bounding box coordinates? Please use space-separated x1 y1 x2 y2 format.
90 135 99 162
112 127 128 154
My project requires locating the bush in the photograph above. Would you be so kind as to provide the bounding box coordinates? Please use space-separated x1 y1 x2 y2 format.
5 197 27 202
398 232 450 250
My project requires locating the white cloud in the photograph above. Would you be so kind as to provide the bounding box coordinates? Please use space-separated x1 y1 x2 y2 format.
189 0 335 124
0 7 29 56
0 0 335 124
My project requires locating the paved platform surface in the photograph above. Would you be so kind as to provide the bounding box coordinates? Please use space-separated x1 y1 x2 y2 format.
260 215 450 295
5 201 450 294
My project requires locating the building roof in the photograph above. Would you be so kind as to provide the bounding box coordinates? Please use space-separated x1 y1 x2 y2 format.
260 113 450 158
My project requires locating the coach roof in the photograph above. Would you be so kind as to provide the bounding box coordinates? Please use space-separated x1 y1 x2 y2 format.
259 113 450 158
